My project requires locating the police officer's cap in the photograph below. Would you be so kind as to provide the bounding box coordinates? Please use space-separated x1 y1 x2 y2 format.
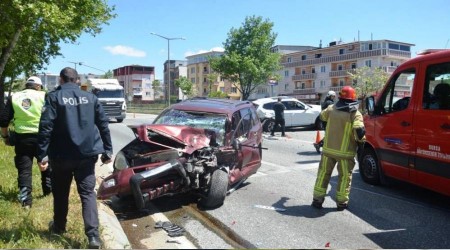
26 76 42 85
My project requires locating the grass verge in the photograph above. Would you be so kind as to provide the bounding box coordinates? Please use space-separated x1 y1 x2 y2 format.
0 143 89 248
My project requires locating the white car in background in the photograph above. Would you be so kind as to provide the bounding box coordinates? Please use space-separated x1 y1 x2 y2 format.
252 96 323 132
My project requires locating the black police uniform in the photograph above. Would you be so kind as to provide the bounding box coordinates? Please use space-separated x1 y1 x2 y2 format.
36 82 112 239
270 101 286 136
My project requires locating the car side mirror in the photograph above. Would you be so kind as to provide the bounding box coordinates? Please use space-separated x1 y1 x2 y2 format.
366 96 375 115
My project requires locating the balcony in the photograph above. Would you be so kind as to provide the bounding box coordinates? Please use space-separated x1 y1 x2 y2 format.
292 73 316 81
282 49 411 68
293 88 316 94
329 69 356 77
329 86 344 92
383 66 397 73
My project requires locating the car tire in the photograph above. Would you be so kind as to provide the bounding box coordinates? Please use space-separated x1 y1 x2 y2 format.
117 118 124 123
359 147 381 185
199 169 228 208
263 119 275 133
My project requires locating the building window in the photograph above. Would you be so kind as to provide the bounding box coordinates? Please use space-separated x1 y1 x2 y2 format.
351 63 357 69
203 77 207 83
287 57 292 63
284 70 289 77
320 80 326 88
312 81 316 88
301 82 305 89
315 53 322 58
285 83 289 91
369 44 373 50
190 78 195 83
220 87 225 92
190 67 195 74
295 82 300 89
339 48 345 55
301 55 306 60
339 80 345 86
302 69 306 75
231 87 237 93
311 67 315 74
365 60 372 67
320 65 326 73
203 66 207 72
338 64 343 71
203 88 207 93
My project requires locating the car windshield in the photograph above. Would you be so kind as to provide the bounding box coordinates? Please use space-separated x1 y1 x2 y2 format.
94 89 124 98
153 109 227 146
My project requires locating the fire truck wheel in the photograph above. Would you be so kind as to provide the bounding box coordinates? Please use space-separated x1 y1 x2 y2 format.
359 147 381 185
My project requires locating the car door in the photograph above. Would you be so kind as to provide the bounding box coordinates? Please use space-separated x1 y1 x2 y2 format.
281 101 294 126
373 68 416 181
413 60 450 195
229 108 261 183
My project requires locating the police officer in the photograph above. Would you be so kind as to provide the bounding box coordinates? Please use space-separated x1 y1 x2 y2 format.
270 97 286 137
36 67 112 249
0 76 52 208
313 90 336 153
311 86 365 211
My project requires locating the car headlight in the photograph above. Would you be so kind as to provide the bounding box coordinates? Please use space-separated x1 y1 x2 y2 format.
122 102 127 111
103 178 116 188
113 151 129 171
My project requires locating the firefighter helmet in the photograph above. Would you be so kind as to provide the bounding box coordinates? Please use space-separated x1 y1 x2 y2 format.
339 86 357 101
327 90 336 97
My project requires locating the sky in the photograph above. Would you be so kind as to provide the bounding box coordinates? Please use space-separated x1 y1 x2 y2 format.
43 0 450 79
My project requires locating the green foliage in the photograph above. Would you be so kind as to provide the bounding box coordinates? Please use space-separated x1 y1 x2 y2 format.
152 79 162 98
348 66 390 98
209 15 282 100
0 143 89 248
0 0 116 101
174 76 194 97
103 70 114 79
208 91 229 98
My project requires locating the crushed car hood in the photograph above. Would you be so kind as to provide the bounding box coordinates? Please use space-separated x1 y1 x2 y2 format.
130 124 212 154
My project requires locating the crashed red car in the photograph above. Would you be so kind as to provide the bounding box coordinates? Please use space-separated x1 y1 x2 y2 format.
97 98 264 208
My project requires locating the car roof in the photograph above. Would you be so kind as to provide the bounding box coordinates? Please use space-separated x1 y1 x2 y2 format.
170 97 254 116
253 96 298 104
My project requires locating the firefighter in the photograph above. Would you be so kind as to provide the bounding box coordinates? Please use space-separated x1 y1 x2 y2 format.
311 86 365 211
314 90 336 153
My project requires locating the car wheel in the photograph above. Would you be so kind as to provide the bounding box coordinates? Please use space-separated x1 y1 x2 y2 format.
359 147 381 185
117 118 124 123
263 119 275 133
199 169 228 208
315 116 324 130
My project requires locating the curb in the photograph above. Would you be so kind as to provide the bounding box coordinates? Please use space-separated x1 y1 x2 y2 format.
95 162 132 249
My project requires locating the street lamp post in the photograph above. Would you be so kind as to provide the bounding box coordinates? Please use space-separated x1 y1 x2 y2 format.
150 32 185 106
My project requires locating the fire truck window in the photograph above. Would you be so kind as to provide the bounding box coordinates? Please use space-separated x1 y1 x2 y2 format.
378 69 415 114
423 62 450 110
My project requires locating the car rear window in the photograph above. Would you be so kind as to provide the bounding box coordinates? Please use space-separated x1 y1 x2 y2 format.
263 102 274 109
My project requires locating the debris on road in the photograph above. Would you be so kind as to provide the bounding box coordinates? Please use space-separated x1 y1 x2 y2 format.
155 221 186 237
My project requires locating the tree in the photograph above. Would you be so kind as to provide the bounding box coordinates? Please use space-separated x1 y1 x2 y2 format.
174 76 195 98
209 15 282 100
103 70 114 79
348 66 390 99
152 79 162 99
0 0 116 105
206 72 219 94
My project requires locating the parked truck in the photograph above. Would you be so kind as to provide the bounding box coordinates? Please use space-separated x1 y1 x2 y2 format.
83 78 127 122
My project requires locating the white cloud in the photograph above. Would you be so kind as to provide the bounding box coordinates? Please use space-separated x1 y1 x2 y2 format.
184 47 224 57
104 45 146 57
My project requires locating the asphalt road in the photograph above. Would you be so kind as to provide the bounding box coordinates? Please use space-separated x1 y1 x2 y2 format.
109 114 450 249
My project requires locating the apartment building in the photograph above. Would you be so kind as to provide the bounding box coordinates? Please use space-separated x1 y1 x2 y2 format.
163 60 187 98
113 65 155 101
274 39 414 104
186 50 240 100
